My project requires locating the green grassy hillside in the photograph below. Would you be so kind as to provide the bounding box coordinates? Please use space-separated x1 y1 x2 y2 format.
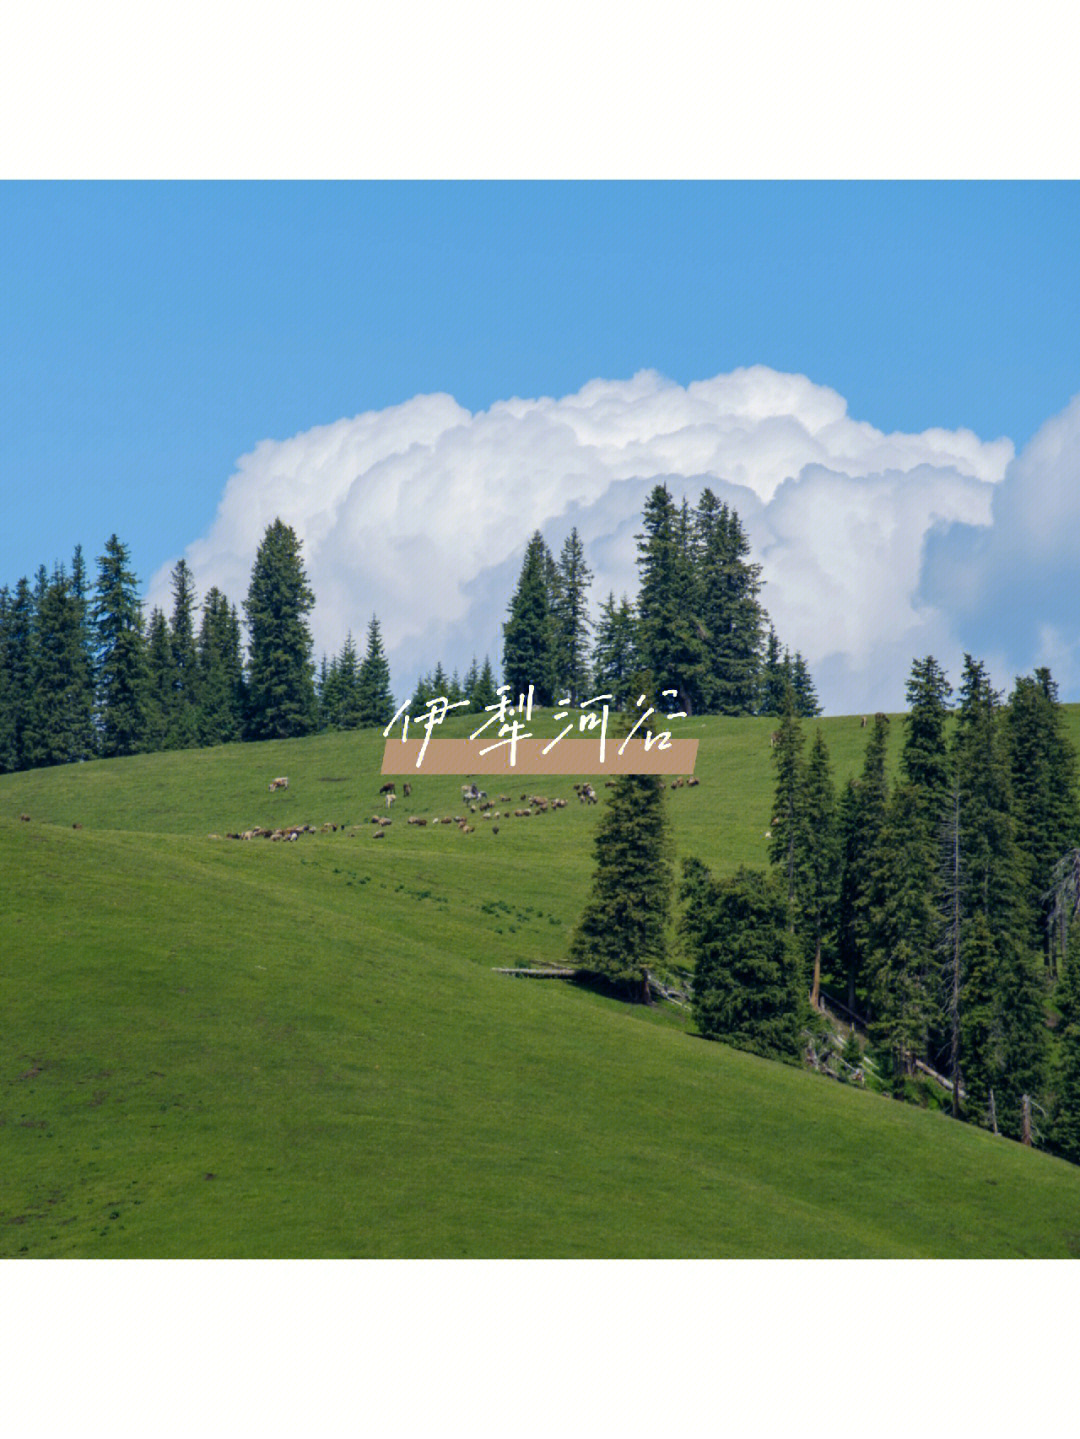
4 711 1080 1257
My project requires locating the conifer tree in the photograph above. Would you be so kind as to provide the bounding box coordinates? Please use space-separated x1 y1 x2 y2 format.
758 626 787 717
357 615 394 727
902 656 952 810
682 860 804 1061
789 652 821 717
502 532 558 705
0 588 17 772
92 535 149 758
569 702 672 1000
462 657 480 711
197 589 244 746
144 608 174 752
23 574 95 766
551 527 593 702
471 655 499 711
591 593 638 706
867 783 938 1087
4 577 37 769
1049 924 1080 1164
952 656 1046 1136
1005 669 1080 969
244 519 317 740
767 693 808 910
333 632 364 728
695 493 766 714
801 729 839 1010
167 558 200 749
836 714 891 1014
635 484 706 714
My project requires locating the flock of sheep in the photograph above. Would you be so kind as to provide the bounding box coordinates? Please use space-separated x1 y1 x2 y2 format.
211 772 703 844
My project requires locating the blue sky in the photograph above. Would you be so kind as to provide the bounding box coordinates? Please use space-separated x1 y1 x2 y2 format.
4 181 1080 710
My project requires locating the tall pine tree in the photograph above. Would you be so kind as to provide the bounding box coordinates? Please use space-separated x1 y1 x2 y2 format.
357 616 394 727
502 531 558 705
92 535 149 758
244 519 317 740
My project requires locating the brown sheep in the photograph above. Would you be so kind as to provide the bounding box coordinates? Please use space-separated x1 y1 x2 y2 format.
379 782 396 795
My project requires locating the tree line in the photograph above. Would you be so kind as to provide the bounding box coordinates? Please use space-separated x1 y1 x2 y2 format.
0 518 394 774
568 654 1080 1163
500 482 819 716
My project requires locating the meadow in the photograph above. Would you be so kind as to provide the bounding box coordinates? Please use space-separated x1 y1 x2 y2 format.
4 710 1080 1257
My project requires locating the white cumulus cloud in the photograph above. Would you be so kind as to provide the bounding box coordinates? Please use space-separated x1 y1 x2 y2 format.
147 365 1018 714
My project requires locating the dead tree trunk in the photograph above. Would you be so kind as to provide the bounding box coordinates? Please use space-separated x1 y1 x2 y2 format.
988 1088 999 1136
1021 1093 1032 1146
811 935 822 1012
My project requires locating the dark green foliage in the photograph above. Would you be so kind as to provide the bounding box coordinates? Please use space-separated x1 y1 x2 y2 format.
357 616 394 728
320 633 363 730
767 695 807 909
244 519 317 740
801 729 839 1006
591 592 638 706
694 491 766 715
837 715 893 1016
197 589 245 746
551 527 592 702
867 783 938 1086
788 653 821 717
92 535 149 758
902 656 952 810
758 626 787 717
470 655 499 712
503 531 558 705
568 772 672 998
22 573 95 767
683 860 805 1062
952 656 1046 1136
167 559 200 749
1050 925 1080 1163
144 609 174 752
1006 668 1080 968
3 577 37 768
635 484 706 715
0 589 17 772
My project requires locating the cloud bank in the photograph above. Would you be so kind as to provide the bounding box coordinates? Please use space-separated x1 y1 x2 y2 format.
148 364 1055 714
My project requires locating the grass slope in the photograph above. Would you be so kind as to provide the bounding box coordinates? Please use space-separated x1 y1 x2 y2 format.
4 711 1080 1257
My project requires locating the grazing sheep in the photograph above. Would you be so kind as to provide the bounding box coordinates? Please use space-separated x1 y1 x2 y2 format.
373 829 385 839
687 776 700 787
380 782 396 795
408 816 427 826
386 792 396 810
269 776 289 792
402 782 411 797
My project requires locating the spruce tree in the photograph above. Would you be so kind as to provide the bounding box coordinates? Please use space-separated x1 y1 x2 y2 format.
144 608 174 752
695 494 766 714
92 535 149 758
683 860 804 1061
0 589 17 772
167 558 200 749
902 656 952 809
462 657 480 711
801 729 839 1010
568 765 672 1001
471 655 499 711
1049 924 1080 1164
789 653 821 717
197 589 244 746
767 693 808 910
635 484 706 714
357 615 394 727
4 577 37 769
244 519 317 740
23 574 95 766
502 531 558 705
334 632 364 728
952 656 1046 1136
1005 669 1080 969
758 626 787 717
551 527 592 702
591 592 638 706
836 714 891 1014
867 783 938 1088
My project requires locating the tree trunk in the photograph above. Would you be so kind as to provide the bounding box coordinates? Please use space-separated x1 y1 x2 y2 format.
811 935 821 1012
988 1088 999 1136
1022 1093 1032 1146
